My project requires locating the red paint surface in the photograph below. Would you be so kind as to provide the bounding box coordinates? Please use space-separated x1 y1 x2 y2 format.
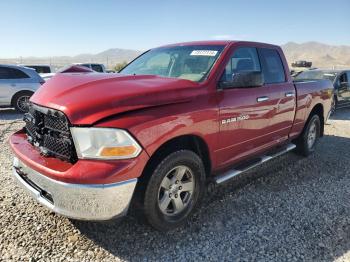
11 41 333 184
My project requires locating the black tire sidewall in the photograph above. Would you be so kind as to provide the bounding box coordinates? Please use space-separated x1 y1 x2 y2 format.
144 150 205 231
302 115 321 155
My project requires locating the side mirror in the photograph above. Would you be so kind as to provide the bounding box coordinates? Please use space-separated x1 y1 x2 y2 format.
218 71 264 89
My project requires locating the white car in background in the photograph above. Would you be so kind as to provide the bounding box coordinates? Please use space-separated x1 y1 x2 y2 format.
74 63 107 73
0 64 44 112
22 64 54 74
21 64 56 82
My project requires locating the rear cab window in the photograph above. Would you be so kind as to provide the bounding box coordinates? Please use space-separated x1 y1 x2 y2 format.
91 64 104 72
258 48 286 84
25 66 51 74
35 66 50 74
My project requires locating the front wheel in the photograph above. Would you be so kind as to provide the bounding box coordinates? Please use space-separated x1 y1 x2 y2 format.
296 114 321 156
13 91 33 113
144 150 205 231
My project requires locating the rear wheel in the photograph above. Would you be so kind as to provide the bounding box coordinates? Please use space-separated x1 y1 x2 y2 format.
296 114 321 156
13 91 33 113
144 150 205 231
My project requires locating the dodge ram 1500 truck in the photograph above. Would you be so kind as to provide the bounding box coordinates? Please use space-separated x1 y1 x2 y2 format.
10 41 333 231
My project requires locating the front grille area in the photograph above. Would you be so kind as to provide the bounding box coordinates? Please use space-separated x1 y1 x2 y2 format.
23 103 77 163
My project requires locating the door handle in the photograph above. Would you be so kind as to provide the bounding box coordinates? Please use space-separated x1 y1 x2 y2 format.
285 92 295 97
257 96 269 102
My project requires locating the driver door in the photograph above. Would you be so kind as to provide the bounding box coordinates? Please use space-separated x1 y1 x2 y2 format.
217 47 275 167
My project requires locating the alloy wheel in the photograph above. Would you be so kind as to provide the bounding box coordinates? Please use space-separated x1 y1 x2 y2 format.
307 121 317 149
158 165 195 216
17 95 30 112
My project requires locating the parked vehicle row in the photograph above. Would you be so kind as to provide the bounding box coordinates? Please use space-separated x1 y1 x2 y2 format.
0 64 44 112
294 69 350 112
0 63 112 112
10 40 333 231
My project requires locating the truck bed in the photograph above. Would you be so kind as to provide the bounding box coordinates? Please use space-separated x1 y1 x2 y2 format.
289 79 333 139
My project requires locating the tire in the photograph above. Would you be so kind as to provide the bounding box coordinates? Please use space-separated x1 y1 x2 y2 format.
144 150 205 231
296 114 321 156
13 91 33 113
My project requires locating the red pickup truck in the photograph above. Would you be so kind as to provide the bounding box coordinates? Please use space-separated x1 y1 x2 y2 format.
10 41 333 231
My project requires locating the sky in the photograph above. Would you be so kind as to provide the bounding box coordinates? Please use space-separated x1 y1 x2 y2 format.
0 0 349 58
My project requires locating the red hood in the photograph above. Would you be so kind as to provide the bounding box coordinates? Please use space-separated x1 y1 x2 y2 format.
30 73 199 125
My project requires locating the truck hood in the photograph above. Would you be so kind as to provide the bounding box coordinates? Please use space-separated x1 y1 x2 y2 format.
30 73 199 125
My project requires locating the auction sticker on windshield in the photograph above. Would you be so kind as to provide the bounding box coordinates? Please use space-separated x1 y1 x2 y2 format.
190 50 218 56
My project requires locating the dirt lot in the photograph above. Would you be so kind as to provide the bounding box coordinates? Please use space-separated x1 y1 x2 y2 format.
0 107 350 261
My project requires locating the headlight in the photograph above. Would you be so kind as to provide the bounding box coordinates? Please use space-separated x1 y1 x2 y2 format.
70 127 142 159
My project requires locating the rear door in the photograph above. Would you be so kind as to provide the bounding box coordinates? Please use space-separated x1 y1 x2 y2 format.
257 48 296 141
217 46 295 168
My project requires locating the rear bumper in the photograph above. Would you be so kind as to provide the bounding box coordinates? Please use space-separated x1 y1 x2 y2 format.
13 157 137 220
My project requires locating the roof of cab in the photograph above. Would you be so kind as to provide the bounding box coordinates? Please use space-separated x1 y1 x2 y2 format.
157 40 280 49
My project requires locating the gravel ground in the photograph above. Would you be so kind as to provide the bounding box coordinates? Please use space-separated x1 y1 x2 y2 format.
0 107 350 261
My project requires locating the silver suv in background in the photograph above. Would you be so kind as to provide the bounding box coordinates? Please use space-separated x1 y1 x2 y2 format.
0 65 44 112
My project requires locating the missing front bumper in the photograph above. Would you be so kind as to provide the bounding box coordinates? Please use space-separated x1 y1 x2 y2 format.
12 157 137 221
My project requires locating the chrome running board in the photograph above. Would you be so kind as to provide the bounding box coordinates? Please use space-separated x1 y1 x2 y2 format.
214 143 296 184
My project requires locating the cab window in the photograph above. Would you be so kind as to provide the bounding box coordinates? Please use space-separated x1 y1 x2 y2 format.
258 48 286 84
221 47 261 82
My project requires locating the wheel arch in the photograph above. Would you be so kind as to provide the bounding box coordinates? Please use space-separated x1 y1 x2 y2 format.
141 134 212 180
132 134 211 209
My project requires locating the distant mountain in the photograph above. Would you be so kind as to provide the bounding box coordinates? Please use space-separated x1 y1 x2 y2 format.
0 48 143 69
1 42 349 70
71 48 142 64
94 48 141 61
281 42 350 69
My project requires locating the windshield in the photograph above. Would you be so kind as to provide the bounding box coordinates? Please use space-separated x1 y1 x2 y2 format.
120 45 225 82
295 70 338 82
